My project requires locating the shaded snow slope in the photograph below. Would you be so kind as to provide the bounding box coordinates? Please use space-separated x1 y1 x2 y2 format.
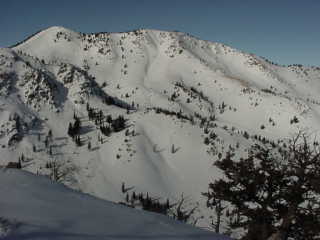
0 26 320 233
0 169 230 240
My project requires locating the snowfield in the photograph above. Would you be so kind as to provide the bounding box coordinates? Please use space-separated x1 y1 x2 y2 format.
0 169 230 240
0 26 320 237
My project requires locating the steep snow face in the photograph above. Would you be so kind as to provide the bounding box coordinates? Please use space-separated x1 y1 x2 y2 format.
1 26 320 232
0 169 230 240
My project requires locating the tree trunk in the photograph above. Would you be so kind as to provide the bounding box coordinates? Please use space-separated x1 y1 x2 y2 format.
267 207 295 240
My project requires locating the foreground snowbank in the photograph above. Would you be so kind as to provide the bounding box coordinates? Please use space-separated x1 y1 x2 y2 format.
0 169 230 240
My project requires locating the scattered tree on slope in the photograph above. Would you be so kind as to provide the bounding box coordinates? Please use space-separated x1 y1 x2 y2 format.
121 188 201 225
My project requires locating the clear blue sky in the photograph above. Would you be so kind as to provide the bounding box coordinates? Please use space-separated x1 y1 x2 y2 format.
1 0 319 66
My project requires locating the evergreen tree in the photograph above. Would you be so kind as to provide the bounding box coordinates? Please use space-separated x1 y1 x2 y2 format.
17 157 22 169
204 132 320 240
48 129 52 139
44 137 49 148
75 135 81 146
121 182 125 193
67 123 74 137
106 115 112 124
20 153 25 162
14 114 21 131
112 115 126 132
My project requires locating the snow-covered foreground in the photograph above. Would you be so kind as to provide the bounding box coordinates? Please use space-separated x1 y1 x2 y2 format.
0 169 229 240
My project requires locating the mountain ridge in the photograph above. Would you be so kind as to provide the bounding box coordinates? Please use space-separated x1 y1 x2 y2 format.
10 26 320 68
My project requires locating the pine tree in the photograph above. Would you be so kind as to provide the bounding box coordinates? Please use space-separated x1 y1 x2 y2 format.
20 153 25 162
112 115 126 132
67 122 74 137
121 182 125 193
48 129 52 140
44 137 49 148
75 135 81 146
204 132 320 240
17 157 22 169
132 191 136 200
106 115 112 124
125 129 130 136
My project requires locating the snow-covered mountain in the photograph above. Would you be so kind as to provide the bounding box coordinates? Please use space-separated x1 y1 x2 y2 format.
1 26 320 234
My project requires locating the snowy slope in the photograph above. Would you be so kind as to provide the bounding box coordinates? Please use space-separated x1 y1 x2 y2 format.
1 26 320 233
0 169 230 240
